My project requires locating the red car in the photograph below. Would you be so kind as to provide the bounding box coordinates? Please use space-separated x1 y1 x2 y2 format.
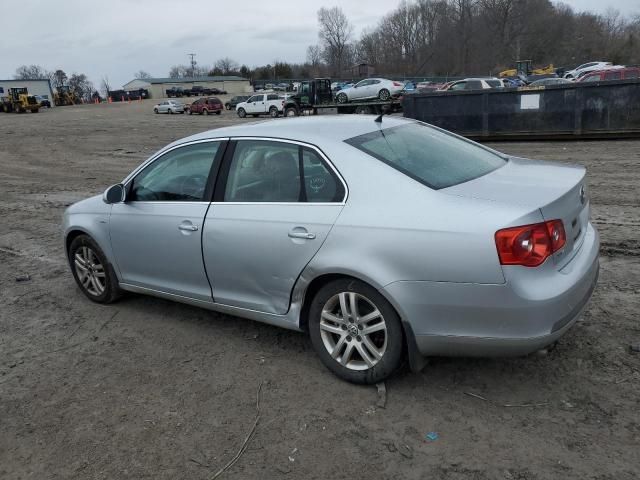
187 97 223 115
578 67 640 82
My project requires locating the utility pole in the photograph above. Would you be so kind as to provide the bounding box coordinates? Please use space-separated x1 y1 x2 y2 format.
188 53 197 77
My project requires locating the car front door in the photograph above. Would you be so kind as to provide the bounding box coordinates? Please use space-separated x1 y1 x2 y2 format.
109 140 225 301
247 94 266 114
351 80 369 100
202 139 346 314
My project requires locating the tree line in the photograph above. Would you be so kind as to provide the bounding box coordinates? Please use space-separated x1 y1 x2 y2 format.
312 1 640 78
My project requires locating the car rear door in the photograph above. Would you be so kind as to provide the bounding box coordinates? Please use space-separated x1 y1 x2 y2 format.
109 140 226 301
202 138 347 314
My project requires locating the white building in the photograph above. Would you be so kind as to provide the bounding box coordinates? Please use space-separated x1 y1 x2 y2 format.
0 79 56 105
122 76 252 98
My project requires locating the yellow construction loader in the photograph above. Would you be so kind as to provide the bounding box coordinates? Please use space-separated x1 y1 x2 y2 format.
54 85 76 106
499 60 555 78
0 87 40 113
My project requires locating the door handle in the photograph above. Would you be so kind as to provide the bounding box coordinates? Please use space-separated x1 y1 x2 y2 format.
178 224 198 232
288 231 315 240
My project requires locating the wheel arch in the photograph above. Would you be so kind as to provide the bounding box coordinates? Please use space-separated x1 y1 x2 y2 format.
297 271 424 371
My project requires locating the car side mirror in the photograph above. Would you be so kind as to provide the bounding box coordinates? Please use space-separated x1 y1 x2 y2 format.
103 184 125 204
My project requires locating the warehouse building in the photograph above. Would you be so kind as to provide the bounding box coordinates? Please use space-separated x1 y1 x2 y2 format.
0 79 56 106
122 76 251 98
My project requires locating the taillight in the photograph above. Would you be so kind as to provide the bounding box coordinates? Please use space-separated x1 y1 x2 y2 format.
393 82 403 86
495 220 566 267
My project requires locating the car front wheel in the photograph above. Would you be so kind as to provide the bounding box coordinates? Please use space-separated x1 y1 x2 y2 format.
237 108 246 118
378 88 391 101
68 234 121 304
308 279 404 384
336 93 348 104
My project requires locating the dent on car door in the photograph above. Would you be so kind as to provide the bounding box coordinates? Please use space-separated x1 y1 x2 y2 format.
109 141 225 301
202 139 346 314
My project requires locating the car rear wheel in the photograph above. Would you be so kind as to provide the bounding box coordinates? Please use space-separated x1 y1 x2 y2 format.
378 89 391 101
169 109 174 114
237 108 246 118
308 279 404 384
269 106 279 118
68 234 121 304
336 93 348 104
154 108 158 114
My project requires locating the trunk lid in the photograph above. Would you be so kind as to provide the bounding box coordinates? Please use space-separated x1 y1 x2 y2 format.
442 157 589 268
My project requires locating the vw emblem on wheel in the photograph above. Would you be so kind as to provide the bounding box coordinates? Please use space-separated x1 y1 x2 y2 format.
579 185 586 205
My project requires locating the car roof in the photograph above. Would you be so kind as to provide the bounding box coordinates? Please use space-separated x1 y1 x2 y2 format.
168 115 415 148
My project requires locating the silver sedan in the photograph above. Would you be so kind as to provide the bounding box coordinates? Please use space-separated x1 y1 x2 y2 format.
153 100 184 114
63 116 599 383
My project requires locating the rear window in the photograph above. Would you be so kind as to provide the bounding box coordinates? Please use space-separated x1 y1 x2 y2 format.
486 79 502 88
345 123 506 189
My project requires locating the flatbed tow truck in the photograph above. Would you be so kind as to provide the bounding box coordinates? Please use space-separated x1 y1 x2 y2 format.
282 78 402 117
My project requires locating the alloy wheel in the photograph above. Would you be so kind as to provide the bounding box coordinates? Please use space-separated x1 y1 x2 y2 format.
319 292 387 370
74 246 106 296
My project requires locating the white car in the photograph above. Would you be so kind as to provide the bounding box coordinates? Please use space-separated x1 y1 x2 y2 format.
335 78 404 103
440 78 503 91
563 61 611 79
236 93 284 118
153 100 184 114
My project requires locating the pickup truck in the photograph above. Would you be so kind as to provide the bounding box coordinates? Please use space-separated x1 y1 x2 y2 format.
236 93 284 118
166 87 185 98
187 97 223 115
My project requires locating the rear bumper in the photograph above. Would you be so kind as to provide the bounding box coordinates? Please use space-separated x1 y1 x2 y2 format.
384 222 599 357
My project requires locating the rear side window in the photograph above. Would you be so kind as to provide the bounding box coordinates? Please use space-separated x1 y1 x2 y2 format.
604 71 621 81
345 123 505 190
223 140 344 202
485 79 502 88
625 69 639 79
267 94 279 100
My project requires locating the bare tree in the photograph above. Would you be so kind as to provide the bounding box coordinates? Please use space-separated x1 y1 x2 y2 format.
14 65 49 80
134 70 152 79
169 65 188 78
214 57 239 75
68 73 93 103
101 76 112 98
317 6 354 75
50 69 68 88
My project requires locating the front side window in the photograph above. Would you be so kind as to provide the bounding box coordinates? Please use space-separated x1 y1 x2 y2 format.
449 82 466 91
345 123 506 190
223 140 344 203
129 142 220 201
248 95 261 103
583 75 600 82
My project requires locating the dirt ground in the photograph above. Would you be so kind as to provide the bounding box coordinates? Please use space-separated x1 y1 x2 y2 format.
1 100 639 480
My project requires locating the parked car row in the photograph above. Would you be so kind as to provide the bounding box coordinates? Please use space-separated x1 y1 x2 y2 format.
153 97 223 115
166 86 227 98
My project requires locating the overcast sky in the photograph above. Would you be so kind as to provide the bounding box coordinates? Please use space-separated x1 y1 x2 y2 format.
1 0 638 89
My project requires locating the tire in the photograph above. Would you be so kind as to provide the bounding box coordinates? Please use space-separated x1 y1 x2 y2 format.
169 109 174 114
378 89 391 101
188 109 193 115
336 93 348 104
154 108 159 114
355 105 372 115
225 104 231 110
68 234 122 304
203 109 209 115
285 107 298 117
269 106 278 118
308 278 404 384
237 108 246 118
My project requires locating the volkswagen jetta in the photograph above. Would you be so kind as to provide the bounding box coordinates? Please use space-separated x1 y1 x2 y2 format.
63 116 599 383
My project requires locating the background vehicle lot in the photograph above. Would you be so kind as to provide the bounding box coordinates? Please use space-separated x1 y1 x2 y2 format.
1 102 639 479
